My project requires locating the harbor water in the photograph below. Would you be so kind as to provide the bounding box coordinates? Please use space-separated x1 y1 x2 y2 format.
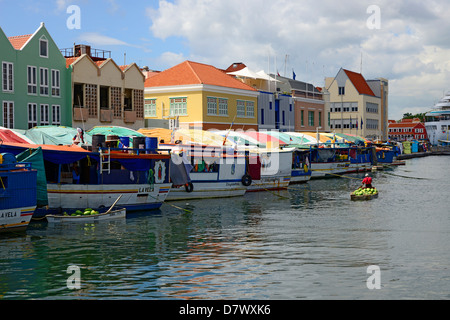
1 156 449 300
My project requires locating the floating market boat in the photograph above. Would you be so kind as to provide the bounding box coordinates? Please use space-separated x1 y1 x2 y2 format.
157 142 251 200
46 207 126 223
350 188 379 201
224 131 293 191
46 195 126 223
0 152 37 233
0 137 174 218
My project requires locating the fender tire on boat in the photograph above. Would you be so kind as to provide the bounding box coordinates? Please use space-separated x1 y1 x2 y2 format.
241 174 252 186
185 182 194 193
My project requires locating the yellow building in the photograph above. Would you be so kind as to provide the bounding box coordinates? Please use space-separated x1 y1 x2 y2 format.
66 44 145 130
144 60 259 131
324 68 388 140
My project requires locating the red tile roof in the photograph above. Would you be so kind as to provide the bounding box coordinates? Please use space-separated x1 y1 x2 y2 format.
343 69 375 96
388 122 424 128
145 60 257 91
8 34 33 50
65 57 78 68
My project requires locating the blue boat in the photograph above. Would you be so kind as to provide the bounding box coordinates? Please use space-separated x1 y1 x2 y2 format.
0 138 174 219
0 153 37 233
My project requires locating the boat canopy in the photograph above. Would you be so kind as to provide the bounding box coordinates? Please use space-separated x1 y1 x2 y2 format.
19 126 93 146
88 126 145 138
239 131 287 148
213 130 263 148
139 128 234 146
284 132 318 144
0 126 35 144
265 131 313 149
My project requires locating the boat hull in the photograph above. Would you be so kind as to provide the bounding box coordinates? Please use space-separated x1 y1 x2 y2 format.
167 180 247 200
351 192 379 201
246 176 291 191
310 162 351 179
35 183 172 217
46 207 126 223
0 206 36 232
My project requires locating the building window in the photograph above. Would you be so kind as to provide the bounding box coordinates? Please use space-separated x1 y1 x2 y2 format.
218 98 228 116
27 103 37 129
111 87 122 119
27 66 37 95
39 67 49 96
100 86 110 110
51 69 60 97
308 111 314 126
2 62 14 92
301 110 304 126
282 110 285 126
338 86 345 95
134 89 144 119
85 84 98 117
40 104 49 125
74 83 84 108
366 102 379 113
3 101 14 128
144 99 157 117
261 108 265 125
124 89 133 111
170 97 187 116
39 36 48 58
319 111 322 127
237 100 246 117
207 97 217 115
52 105 61 125
246 101 255 118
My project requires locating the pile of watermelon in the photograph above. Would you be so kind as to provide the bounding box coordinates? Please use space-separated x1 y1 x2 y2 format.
354 188 377 196
63 208 100 216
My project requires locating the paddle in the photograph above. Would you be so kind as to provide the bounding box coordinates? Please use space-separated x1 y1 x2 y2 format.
105 194 123 214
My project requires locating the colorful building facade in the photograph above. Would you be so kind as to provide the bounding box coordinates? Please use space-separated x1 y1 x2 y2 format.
325 68 388 140
144 61 259 131
64 44 145 131
388 118 427 141
0 23 72 129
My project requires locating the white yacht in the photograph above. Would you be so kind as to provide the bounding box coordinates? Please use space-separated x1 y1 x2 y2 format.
425 91 450 145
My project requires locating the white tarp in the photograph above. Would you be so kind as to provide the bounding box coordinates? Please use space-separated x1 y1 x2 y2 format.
227 67 262 79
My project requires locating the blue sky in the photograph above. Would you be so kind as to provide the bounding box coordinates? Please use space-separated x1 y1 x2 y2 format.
2 0 450 121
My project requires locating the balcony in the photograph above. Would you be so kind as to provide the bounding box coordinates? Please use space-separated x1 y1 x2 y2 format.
124 110 136 123
100 109 113 122
73 107 89 122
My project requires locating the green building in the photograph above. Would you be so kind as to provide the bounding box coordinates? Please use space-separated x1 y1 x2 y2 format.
0 22 71 130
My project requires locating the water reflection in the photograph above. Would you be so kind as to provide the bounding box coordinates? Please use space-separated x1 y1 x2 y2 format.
1 156 449 299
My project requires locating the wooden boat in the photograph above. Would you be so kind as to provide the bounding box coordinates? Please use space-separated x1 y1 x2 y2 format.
351 189 379 201
46 207 126 223
46 195 126 223
0 153 37 233
0 140 173 218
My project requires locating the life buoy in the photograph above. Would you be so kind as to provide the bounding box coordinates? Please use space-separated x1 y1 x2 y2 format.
185 182 194 193
241 174 252 186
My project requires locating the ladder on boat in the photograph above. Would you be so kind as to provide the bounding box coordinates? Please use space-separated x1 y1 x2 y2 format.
100 148 111 174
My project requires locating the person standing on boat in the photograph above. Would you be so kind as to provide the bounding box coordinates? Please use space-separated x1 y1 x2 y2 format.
72 163 81 184
72 128 85 146
361 173 373 189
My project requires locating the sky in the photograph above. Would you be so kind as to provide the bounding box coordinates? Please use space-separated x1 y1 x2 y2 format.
1 0 450 120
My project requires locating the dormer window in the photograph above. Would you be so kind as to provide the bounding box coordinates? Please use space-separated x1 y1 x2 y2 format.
39 36 48 58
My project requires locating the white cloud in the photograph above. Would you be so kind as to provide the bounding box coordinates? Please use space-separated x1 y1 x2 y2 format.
78 32 132 47
146 0 450 119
